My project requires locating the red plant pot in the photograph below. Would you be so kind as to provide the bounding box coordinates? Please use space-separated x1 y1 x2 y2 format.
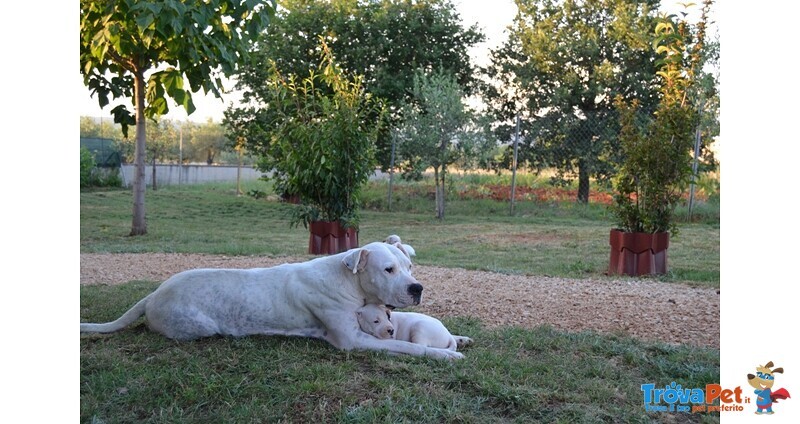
308 221 358 255
281 193 301 204
608 229 669 276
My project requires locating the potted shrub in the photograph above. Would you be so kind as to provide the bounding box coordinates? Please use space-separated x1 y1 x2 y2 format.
245 40 385 254
608 8 709 276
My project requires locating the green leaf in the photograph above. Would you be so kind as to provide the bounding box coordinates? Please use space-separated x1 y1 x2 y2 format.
135 12 155 33
148 97 169 117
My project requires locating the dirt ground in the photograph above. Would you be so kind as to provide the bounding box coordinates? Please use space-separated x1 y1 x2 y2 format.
80 253 719 349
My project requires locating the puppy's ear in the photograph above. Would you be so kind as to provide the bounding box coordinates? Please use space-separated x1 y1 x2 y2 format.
393 242 410 259
385 307 391 319
342 248 370 273
773 367 784 374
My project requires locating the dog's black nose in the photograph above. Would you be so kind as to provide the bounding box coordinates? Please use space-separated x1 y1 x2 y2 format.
408 283 423 297
388 328 394 336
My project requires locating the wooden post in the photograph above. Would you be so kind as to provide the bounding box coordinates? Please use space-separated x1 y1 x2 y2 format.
688 126 701 220
387 132 397 211
510 114 520 215
236 144 243 196
178 126 183 185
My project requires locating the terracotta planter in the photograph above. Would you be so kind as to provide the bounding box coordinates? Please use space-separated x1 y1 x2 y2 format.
608 229 669 276
281 193 301 204
308 221 358 255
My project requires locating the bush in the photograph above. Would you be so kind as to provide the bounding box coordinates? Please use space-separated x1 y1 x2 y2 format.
247 39 385 228
81 147 123 188
80 147 97 187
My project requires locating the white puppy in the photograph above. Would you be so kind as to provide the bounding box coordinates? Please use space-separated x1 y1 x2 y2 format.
356 304 473 351
384 235 416 257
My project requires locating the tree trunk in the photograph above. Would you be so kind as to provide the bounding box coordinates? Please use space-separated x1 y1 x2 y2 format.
130 70 148 236
433 166 443 220
439 165 446 219
236 147 243 196
577 160 589 204
151 155 157 191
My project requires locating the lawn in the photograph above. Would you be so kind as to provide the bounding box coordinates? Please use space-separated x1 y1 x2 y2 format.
81 174 719 286
80 175 720 422
81 283 719 423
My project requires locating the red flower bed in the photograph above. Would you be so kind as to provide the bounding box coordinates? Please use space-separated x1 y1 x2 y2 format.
459 184 615 204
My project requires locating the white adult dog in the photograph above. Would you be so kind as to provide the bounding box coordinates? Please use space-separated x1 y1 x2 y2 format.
80 240 463 360
356 304 473 351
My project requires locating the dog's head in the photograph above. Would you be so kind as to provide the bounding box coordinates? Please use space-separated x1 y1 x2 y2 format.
342 241 422 308
747 361 783 390
356 304 395 339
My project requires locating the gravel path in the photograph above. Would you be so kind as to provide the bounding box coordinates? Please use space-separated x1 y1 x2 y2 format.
80 253 719 349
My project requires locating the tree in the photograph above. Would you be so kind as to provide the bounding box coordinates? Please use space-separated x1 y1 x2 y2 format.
188 119 230 165
396 70 482 219
80 116 124 140
80 0 276 235
145 119 179 190
245 40 385 229
481 0 661 203
227 0 484 169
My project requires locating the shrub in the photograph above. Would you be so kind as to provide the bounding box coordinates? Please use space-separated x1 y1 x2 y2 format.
80 147 97 187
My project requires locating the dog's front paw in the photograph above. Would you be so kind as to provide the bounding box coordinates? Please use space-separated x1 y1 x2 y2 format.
426 347 464 360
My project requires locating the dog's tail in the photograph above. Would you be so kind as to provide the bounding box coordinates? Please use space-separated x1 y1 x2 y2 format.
80 294 151 334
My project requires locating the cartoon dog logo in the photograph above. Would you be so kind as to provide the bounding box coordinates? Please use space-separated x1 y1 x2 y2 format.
747 361 791 414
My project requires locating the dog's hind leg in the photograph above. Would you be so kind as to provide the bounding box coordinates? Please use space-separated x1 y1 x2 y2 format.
80 294 151 334
145 305 223 340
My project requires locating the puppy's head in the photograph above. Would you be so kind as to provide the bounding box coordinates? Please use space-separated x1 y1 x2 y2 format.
356 304 395 339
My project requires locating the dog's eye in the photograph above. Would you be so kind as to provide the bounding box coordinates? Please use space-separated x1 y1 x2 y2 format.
385 267 394 273
373 319 380 324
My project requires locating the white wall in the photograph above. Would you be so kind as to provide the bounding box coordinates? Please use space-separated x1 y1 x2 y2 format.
119 164 265 187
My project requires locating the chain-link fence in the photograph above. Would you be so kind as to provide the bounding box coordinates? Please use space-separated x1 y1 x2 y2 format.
80 137 122 168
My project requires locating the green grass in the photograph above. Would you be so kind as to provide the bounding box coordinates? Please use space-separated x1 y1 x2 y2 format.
81 176 719 286
81 282 719 423
81 177 720 422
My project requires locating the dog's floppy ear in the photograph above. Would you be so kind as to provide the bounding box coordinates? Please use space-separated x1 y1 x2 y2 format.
342 248 370 274
402 243 416 257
